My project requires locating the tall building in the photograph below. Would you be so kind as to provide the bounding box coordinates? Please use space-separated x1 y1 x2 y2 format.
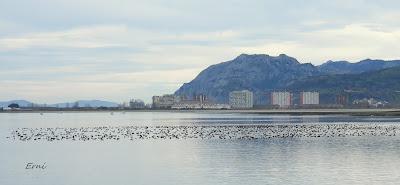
229 90 254 109
300 92 319 105
129 99 145 109
195 94 207 103
271 92 292 108
336 94 348 106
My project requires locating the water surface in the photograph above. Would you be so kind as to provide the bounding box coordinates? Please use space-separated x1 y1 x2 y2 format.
1 112 399 185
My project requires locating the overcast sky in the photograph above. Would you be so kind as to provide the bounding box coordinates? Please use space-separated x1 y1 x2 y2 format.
1 0 400 103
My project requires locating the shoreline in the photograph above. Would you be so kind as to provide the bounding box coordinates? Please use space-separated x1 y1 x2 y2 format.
1 108 400 116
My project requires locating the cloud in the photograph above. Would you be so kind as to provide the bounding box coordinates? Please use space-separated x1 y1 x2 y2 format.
1 1 400 102
0 68 202 103
66 68 203 85
0 25 242 72
0 25 129 50
236 23 400 63
0 25 241 50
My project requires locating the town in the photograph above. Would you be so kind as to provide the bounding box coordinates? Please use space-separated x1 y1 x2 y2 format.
0 90 391 112
151 90 389 110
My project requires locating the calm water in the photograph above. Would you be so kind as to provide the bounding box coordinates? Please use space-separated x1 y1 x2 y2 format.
1 112 400 185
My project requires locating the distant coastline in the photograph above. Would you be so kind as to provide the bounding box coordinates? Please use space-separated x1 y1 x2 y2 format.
2 108 400 116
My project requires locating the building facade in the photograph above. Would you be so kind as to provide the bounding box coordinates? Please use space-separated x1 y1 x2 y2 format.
336 94 348 106
171 101 230 110
271 92 292 108
129 99 145 109
152 94 180 109
300 92 319 105
229 90 254 109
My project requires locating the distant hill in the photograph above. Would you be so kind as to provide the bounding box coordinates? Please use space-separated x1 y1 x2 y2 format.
50 100 119 108
318 59 400 74
0 99 119 108
0 100 32 108
175 54 400 104
287 66 400 104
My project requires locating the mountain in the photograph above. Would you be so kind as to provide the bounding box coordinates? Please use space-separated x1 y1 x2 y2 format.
317 59 400 74
287 66 400 104
0 100 32 108
175 54 400 104
175 54 320 104
50 100 119 108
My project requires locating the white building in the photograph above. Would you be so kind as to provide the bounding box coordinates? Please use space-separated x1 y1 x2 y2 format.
300 92 319 105
229 90 254 109
271 92 292 108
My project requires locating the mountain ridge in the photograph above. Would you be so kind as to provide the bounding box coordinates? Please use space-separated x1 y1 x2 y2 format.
175 54 400 104
175 54 320 104
318 58 400 74
287 66 400 104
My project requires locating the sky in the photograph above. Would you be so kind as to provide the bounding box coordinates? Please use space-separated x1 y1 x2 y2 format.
1 0 400 103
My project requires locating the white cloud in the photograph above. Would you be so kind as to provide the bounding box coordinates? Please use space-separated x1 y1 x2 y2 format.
0 67 204 103
2 1 400 102
0 25 241 50
236 24 400 63
68 68 203 84
0 25 129 50
2 22 400 102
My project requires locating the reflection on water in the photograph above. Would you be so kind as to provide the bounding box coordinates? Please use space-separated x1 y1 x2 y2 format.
0 112 399 129
1 138 400 185
1 112 400 185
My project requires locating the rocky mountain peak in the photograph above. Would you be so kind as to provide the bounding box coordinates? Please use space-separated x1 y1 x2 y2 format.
233 53 300 65
175 53 400 104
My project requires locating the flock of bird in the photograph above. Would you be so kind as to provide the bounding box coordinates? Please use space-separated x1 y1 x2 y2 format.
8 124 400 141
